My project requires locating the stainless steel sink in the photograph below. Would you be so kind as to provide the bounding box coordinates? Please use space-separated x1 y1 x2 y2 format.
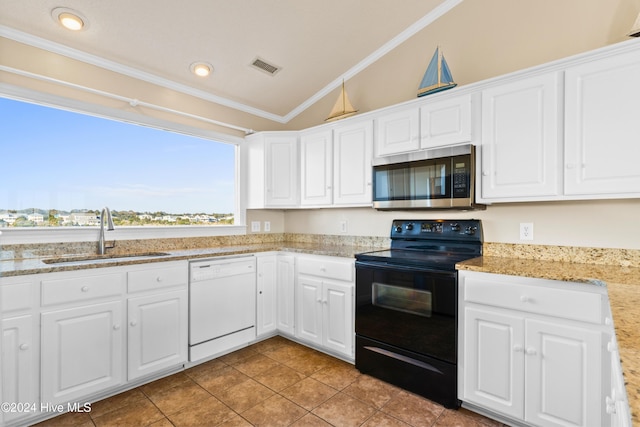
43 252 171 264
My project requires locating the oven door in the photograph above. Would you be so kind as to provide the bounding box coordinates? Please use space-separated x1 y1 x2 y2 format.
355 260 457 364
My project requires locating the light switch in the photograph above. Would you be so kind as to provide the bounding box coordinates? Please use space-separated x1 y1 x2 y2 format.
251 221 260 232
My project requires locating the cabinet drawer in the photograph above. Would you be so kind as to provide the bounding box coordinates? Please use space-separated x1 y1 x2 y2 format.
1 279 35 313
297 257 353 282
42 273 124 306
464 276 602 324
128 263 187 293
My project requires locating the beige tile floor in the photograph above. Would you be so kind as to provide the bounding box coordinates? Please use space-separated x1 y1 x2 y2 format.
34 337 505 427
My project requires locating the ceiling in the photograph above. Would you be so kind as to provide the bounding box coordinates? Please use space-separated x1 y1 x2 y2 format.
0 0 456 124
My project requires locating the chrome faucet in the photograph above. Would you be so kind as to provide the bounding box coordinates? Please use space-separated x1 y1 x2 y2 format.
98 207 115 255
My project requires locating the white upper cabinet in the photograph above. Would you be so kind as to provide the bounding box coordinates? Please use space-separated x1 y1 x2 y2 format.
333 120 373 205
420 94 473 149
375 107 420 157
299 120 373 207
300 129 333 206
244 41 640 207
244 132 298 208
265 134 298 207
479 72 561 201
564 48 640 197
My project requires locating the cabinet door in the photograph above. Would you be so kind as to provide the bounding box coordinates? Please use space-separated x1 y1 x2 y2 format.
276 255 296 336
525 319 602 427
2 315 37 424
244 134 267 209
296 276 323 346
375 108 420 156
480 73 560 201
257 255 278 336
300 130 333 206
41 301 123 405
420 94 472 148
564 49 640 196
333 121 373 205
462 306 525 420
127 290 187 381
265 135 298 207
322 280 353 357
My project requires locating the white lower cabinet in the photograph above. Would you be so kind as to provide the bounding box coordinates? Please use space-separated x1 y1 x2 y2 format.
257 254 278 336
41 300 124 405
2 315 37 424
295 255 354 359
459 271 608 427
126 261 188 380
127 289 188 381
1 276 39 425
256 253 296 338
38 260 190 408
276 254 296 336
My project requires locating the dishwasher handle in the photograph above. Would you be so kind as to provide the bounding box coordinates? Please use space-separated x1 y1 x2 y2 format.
190 257 255 282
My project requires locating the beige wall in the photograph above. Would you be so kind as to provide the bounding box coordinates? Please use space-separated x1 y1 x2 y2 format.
277 199 640 250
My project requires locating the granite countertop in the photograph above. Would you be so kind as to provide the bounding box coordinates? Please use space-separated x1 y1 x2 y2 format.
457 256 640 425
0 242 371 277
3 242 639 423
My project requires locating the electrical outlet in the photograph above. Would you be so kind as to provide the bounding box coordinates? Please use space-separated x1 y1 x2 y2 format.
251 221 260 232
264 221 271 232
520 223 534 240
340 220 348 233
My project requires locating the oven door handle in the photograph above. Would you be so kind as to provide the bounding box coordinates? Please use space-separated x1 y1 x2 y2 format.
355 260 456 276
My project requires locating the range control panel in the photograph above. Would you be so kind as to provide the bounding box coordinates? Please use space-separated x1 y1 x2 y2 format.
391 219 482 241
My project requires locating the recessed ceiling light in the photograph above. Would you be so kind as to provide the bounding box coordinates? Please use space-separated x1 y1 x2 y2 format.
52 7 87 31
190 62 213 77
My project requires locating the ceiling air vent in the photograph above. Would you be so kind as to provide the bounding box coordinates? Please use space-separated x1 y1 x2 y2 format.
250 57 281 76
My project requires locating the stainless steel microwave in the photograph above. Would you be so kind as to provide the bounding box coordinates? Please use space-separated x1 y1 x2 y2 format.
372 144 484 210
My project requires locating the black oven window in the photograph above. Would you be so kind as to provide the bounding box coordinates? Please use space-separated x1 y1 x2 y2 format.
372 282 432 317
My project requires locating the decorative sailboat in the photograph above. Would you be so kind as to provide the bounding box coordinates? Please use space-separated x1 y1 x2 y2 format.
325 80 358 122
417 46 457 97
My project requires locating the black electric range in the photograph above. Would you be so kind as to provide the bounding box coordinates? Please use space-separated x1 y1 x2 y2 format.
354 219 483 408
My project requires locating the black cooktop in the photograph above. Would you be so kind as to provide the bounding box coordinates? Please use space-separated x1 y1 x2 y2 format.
355 219 483 271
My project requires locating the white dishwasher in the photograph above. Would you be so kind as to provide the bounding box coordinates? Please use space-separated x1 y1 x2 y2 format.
189 256 256 362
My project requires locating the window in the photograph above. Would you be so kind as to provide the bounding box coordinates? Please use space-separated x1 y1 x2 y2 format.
0 97 237 230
